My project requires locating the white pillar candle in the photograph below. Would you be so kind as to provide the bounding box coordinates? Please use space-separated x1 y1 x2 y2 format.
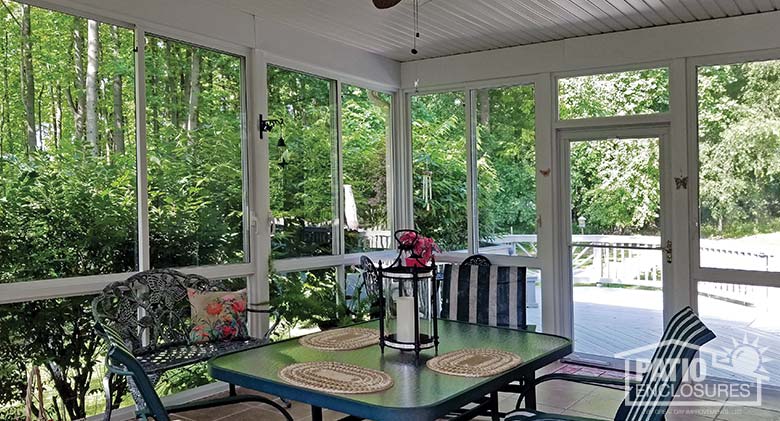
396 296 416 343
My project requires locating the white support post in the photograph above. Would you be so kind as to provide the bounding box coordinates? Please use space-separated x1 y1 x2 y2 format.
248 48 271 338
668 57 694 320
334 80 347 293
465 89 479 255
536 73 570 337
394 92 413 230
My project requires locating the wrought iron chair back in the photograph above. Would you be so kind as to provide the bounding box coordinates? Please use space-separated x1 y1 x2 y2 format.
92 269 230 353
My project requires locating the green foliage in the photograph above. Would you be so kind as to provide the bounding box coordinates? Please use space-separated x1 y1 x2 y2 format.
411 92 469 250
698 61 780 238
267 66 335 258
0 4 245 419
269 268 372 334
559 68 670 119
475 85 536 240
570 139 660 235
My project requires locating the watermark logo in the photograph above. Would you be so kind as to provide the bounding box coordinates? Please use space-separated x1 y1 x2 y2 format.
615 335 770 407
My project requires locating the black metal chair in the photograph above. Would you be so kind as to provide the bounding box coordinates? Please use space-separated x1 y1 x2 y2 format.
97 323 292 421
505 306 716 421
92 269 291 421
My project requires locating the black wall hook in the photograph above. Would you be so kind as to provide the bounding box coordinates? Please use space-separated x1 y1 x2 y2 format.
258 114 284 140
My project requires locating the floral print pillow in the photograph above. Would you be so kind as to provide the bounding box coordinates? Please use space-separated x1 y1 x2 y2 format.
187 288 248 343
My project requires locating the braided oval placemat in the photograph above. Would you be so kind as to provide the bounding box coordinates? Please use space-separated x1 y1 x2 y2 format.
426 348 523 377
299 327 379 351
278 361 394 394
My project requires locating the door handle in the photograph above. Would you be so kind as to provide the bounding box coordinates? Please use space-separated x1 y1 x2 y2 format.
664 240 672 264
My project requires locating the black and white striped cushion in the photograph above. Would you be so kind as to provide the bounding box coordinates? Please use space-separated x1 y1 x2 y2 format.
614 306 716 421
440 262 527 330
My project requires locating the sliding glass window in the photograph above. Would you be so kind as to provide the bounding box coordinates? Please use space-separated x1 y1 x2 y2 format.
0 5 137 283
474 84 537 257
145 36 247 268
697 59 780 272
342 84 392 253
267 65 336 259
411 91 468 252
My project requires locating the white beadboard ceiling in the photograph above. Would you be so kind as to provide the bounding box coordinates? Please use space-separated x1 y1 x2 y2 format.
222 0 780 61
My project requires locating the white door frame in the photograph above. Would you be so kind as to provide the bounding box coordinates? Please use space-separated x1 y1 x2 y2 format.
554 123 674 353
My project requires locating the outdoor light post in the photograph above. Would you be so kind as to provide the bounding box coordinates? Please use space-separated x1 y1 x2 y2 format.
578 215 587 235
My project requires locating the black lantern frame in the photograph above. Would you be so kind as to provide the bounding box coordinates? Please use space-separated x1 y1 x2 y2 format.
377 230 440 361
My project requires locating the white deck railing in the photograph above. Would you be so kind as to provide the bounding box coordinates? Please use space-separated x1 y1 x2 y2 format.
359 231 776 306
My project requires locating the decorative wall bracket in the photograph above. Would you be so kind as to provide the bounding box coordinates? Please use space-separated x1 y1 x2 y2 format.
258 114 284 139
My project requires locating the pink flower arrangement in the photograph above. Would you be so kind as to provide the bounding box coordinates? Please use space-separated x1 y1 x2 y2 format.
399 231 440 265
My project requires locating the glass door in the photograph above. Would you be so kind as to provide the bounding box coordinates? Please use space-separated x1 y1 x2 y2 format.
564 134 669 367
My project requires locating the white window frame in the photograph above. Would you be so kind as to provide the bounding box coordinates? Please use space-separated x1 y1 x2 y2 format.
688 48 780 289
265 63 400 282
0 5 257 305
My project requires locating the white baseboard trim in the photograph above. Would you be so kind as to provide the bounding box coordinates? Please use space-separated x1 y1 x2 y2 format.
84 381 230 421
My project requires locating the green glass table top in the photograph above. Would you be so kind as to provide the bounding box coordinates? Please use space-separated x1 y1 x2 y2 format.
209 320 571 420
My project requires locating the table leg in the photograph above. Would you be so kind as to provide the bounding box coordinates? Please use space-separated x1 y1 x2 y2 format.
312 405 323 421
524 371 537 410
490 391 499 421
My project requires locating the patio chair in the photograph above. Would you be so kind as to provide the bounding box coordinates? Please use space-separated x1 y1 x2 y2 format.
438 254 530 420
440 254 530 331
97 322 293 421
504 306 716 421
92 269 291 421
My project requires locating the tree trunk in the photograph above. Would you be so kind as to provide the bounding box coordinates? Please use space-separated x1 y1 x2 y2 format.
186 47 200 136
165 40 179 127
477 89 490 128
110 26 124 153
85 19 99 154
70 17 85 142
21 4 36 152
55 84 62 147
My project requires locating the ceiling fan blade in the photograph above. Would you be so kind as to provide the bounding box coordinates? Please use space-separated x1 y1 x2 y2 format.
373 0 402 9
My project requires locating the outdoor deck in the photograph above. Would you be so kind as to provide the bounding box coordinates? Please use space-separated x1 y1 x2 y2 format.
567 287 780 387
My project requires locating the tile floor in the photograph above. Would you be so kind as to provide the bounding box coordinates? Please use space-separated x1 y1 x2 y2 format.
143 363 780 420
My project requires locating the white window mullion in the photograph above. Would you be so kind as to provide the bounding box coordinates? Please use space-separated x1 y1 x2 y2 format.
465 89 479 255
334 80 346 292
135 28 150 272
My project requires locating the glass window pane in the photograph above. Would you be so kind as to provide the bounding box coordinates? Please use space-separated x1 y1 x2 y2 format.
698 60 780 272
698 282 780 387
267 66 335 259
342 85 392 254
412 91 467 252
475 84 537 257
0 3 137 282
270 267 340 336
0 296 138 418
146 37 246 268
558 68 669 120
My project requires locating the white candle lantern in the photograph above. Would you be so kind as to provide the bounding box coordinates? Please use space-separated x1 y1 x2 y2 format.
377 230 440 361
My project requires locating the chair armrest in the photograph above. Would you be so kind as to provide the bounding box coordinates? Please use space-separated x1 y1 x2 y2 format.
534 372 638 389
514 372 638 410
247 301 282 343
